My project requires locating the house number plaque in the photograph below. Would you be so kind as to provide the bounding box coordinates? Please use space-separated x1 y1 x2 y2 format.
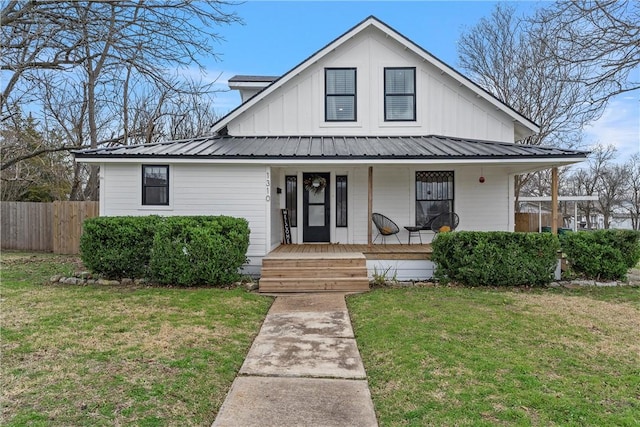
265 171 270 202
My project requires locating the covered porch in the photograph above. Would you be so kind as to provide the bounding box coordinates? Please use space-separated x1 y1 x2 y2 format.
269 163 515 249
263 163 579 291
252 136 590 291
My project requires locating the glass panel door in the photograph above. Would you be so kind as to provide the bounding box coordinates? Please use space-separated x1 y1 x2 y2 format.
303 173 330 242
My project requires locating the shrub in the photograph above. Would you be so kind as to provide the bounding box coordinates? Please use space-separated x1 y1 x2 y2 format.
431 231 560 286
80 216 161 279
560 230 640 281
149 216 250 286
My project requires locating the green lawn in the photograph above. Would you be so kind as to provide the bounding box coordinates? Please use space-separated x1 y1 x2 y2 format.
4 252 639 426
348 286 640 426
1 252 272 426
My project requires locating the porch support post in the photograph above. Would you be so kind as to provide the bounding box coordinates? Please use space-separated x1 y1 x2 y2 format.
551 167 559 235
538 202 542 233
368 166 373 248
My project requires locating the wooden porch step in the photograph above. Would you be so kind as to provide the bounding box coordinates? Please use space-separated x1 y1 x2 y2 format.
261 267 367 279
258 278 370 293
262 253 366 269
259 252 369 293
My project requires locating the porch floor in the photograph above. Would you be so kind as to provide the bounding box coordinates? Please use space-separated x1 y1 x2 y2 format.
268 243 433 260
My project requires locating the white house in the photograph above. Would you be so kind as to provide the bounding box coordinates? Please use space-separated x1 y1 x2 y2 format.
74 17 588 290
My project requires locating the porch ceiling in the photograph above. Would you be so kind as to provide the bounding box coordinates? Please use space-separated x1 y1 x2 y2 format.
75 135 589 164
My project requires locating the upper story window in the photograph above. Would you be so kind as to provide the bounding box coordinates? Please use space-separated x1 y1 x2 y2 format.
385 67 416 121
142 165 169 205
325 68 356 121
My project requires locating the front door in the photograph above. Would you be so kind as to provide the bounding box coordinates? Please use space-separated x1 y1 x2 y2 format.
303 172 330 242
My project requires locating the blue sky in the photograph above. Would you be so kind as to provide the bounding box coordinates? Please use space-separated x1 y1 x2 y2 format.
200 1 639 161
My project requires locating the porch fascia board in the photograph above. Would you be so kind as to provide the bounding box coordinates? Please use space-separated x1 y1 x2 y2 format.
77 157 586 167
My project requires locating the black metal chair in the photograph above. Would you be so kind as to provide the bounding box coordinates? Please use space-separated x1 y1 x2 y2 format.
430 212 460 234
372 213 402 244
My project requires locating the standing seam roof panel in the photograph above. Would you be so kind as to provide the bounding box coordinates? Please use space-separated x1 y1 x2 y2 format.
73 135 589 159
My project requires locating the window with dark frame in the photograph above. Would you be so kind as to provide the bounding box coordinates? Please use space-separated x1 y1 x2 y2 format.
336 175 348 227
325 68 356 121
285 175 297 227
385 67 416 121
142 165 169 205
415 171 454 226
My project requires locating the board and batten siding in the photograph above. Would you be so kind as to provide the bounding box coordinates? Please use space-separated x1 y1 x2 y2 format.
227 27 515 142
348 165 512 244
367 259 435 282
350 167 370 243
100 163 270 271
270 168 283 249
455 167 513 232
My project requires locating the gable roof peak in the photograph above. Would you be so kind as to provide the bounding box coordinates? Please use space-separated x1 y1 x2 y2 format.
211 16 539 138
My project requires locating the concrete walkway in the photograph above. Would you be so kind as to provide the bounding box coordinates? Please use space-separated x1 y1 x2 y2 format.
212 293 378 427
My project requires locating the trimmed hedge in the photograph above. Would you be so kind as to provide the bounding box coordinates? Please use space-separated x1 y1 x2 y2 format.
560 230 640 280
431 231 560 286
80 216 161 279
149 216 250 286
80 215 250 286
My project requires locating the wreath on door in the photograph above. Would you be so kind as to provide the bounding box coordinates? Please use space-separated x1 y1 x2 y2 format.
303 175 327 194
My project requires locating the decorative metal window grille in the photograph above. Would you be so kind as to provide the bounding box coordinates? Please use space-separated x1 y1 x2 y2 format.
415 171 454 225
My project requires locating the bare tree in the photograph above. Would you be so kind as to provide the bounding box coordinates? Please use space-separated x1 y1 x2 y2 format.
564 145 627 229
2 0 238 115
534 0 640 105
459 4 607 147
622 154 640 230
1 1 238 199
1 112 72 201
597 163 629 229
519 167 578 198
458 4 611 207
111 78 220 146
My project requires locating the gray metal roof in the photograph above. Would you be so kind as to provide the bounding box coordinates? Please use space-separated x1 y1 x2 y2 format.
74 135 588 160
228 75 279 83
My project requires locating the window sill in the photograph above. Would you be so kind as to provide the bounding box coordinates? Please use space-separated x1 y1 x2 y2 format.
138 205 174 211
378 122 421 128
320 122 362 128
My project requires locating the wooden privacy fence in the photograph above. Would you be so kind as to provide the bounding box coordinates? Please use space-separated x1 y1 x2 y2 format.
1 201 99 254
52 201 100 253
515 213 552 232
1 202 53 252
